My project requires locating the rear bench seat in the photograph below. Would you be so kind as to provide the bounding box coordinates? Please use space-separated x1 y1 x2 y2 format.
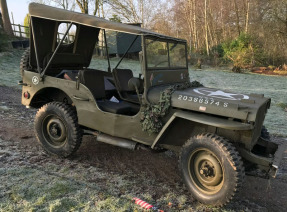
78 69 139 115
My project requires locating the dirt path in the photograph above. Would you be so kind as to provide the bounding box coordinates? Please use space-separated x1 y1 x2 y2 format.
0 85 287 211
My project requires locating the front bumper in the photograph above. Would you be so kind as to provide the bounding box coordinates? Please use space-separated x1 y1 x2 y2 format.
269 140 287 177
239 139 287 178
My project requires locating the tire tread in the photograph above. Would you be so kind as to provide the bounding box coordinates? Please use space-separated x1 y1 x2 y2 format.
179 133 245 207
35 102 82 157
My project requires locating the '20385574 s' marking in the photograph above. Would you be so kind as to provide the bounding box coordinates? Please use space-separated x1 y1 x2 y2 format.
178 95 229 108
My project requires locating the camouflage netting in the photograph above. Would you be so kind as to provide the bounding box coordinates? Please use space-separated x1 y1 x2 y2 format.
141 81 203 134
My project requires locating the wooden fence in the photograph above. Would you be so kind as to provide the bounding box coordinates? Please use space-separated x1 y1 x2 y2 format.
11 24 29 38
10 24 120 56
11 24 75 43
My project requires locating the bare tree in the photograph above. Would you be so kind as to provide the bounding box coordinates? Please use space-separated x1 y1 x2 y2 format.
169 0 199 54
31 0 76 11
204 0 209 56
93 0 100 16
0 0 13 36
150 3 175 36
107 0 160 27
107 0 140 24
233 0 241 36
244 0 250 33
181 0 195 54
75 0 89 14
53 0 75 10
192 0 198 50
29 0 287 65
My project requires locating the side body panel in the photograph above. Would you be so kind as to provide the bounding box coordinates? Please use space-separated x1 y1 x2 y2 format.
21 71 156 145
22 71 261 151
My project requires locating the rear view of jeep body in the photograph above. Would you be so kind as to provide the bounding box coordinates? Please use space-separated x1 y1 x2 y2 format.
19 3 286 207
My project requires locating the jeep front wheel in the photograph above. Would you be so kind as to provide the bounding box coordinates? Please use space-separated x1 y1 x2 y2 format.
35 102 82 157
179 133 244 206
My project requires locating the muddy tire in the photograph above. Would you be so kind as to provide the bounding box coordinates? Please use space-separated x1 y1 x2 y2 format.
179 133 244 206
35 102 82 157
20 48 30 77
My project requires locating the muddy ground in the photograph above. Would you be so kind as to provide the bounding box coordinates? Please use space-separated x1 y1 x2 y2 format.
0 85 287 211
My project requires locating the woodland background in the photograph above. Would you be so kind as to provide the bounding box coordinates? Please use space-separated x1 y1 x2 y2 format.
0 1 287 211
1 0 287 70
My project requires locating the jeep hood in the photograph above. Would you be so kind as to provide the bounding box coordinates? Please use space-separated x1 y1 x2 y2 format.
147 86 271 122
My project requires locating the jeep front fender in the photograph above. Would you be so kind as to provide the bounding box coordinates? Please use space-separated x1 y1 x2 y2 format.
151 111 253 148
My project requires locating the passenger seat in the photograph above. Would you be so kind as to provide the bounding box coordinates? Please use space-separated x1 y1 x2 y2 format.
113 69 140 103
79 69 139 115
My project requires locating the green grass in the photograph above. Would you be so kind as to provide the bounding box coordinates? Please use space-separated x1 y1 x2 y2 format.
0 166 135 211
276 102 287 110
0 163 189 211
0 50 24 87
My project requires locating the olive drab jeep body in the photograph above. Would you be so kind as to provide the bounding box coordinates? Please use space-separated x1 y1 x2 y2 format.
19 3 286 207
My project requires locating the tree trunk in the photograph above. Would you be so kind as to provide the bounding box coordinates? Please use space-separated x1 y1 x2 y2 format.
204 0 210 56
207 22 214 48
0 0 13 36
140 0 144 27
182 0 193 54
75 0 89 14
193 0 198 51
187 0 193 54
220 0 225 40
100 0 105 57
245 0 250 33
233 0 241 36
93 0 100 16
208 5 215 47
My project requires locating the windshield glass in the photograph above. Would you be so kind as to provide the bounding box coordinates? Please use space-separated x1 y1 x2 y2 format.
146 38 187 69
146 39 169 68
88 29 142 75
169 43 186 67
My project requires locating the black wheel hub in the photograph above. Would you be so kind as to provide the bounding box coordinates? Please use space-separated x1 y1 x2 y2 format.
189 149 224 193
199 161 215 177
43 115 67 147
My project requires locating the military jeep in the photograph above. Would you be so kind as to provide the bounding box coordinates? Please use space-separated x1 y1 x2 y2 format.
19 3 286 207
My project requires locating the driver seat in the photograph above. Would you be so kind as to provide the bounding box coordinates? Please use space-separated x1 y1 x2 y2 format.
112 69 139 103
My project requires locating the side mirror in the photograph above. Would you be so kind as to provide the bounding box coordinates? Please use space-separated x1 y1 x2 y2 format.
128 77 140 90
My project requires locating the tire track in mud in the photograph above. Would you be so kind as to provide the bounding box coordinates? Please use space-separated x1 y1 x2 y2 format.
77 135 182 186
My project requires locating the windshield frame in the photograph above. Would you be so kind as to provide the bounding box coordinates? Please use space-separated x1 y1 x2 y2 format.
143 36 188 70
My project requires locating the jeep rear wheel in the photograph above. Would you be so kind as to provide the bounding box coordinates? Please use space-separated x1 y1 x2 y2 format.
35 102 82 157
179 133 244 206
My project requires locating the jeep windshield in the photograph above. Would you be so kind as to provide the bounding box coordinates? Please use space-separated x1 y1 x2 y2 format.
145 38 187 69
